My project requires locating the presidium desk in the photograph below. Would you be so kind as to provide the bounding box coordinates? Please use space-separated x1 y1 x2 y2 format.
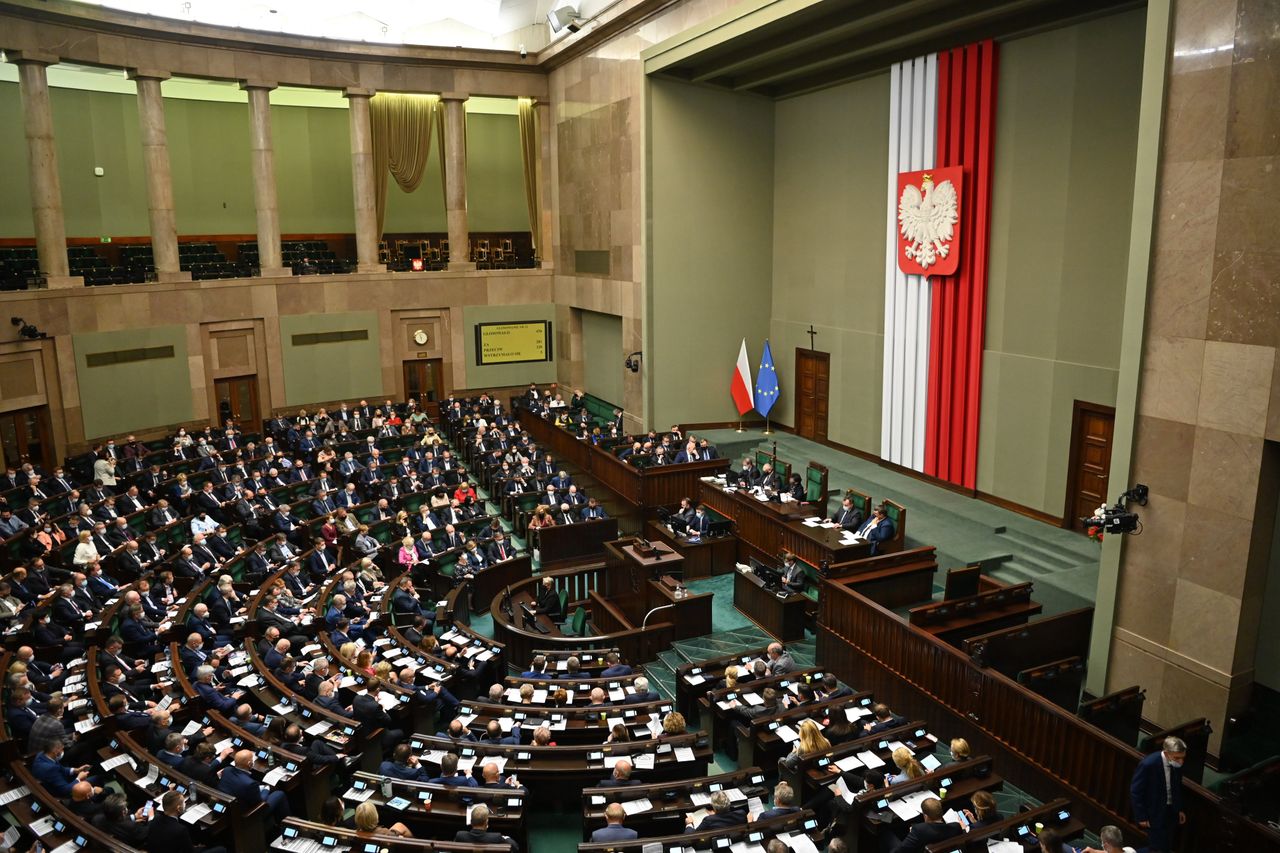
697 478 872 568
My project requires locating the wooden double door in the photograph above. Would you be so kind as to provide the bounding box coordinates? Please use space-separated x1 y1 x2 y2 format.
214 376 260 427
0 406 53 471
794 348 830 442
404 359 445 416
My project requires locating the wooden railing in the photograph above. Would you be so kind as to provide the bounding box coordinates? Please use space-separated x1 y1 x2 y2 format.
815 578 1270 853
517 409 730 509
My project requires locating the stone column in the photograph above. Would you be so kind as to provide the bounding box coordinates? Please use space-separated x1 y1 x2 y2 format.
13 52 75 287
129 70 189 282
1104 0 1280 755
241 82 289 277
441 93 473 271
344 88 384 273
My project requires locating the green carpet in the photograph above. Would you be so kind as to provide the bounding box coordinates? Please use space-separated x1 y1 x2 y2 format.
684 573 755 633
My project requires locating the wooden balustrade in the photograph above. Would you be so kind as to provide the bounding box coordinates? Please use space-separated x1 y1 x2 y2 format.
815 578 1240 852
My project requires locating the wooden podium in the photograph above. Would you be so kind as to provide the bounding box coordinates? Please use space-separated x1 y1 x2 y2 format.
602 538 713 640
734 565 807 642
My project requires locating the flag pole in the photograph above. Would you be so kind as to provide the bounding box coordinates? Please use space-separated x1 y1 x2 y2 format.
763 416 772 436
736 420 744 434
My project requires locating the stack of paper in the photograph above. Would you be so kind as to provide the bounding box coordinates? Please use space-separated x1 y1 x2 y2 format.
621 798 652 815
778 832 820 853
887 790 937 821
262 766 294 786
856 751 886 769
181 802 212 824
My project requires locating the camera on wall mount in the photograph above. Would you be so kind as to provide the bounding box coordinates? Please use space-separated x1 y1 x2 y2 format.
625 351 643 373
10 317 47 339
1081 484 1148 536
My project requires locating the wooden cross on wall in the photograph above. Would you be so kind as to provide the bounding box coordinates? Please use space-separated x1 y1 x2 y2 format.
806 325 818 350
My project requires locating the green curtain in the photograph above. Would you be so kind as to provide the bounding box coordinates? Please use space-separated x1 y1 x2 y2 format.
370 93 441 238
517 97 542 262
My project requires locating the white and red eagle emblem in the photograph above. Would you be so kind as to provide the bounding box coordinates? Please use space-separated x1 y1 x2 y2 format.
897 166 962 277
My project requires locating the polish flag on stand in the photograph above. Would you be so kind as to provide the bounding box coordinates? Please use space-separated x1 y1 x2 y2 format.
730 338 754 415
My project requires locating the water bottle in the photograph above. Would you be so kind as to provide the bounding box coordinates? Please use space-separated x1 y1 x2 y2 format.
381 777 393 798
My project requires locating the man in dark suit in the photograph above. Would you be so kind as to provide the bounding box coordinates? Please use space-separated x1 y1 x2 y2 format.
687 504 712 536
685 791 746 832
1130 736 1186 853
854 503 896 555
780 552 807 593
315 680 353 717
391 577 430 622
353 678 403 749
890 797 962 852
146 789 228 853
863 702 905 735
32 738 92 799
828 496 864 532
581 498 608 520
600 652 632 678
454 804 518 852
819 674 854 700
535 578 561 620
618 676 659 704
486 531 513 564
732 458 760 489
380 743 430 781
596 759 642 788
592 804 640 842
753 782 802 821
6 685 42 746
219 749 290 821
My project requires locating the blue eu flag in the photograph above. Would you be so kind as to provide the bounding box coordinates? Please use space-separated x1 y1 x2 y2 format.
754 340 780 418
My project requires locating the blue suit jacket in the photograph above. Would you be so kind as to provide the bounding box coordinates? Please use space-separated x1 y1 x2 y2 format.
32 752 76 798
1130 751 1183 826
6 705 39 743
758 806 800 821
591 825 639 842
218 765 266 806
380 760 429 782
600 664 633 678
195 680 238 713
864 517 895 553
393 591 424 618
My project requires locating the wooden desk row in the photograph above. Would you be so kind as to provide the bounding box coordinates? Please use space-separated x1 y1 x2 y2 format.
698 479 871 567
518 409 731 509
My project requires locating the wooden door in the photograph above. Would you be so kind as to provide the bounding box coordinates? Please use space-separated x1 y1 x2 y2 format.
794 349 830 441
213 376 260 427
0 406 53 471
404 359 445 416
1063 401 1115 530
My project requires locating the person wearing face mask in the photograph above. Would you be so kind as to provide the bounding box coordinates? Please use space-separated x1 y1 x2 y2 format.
5 684 43 746
32 737 103 800
33 608 83 659
688 503 712 536
1129 736 1187 853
